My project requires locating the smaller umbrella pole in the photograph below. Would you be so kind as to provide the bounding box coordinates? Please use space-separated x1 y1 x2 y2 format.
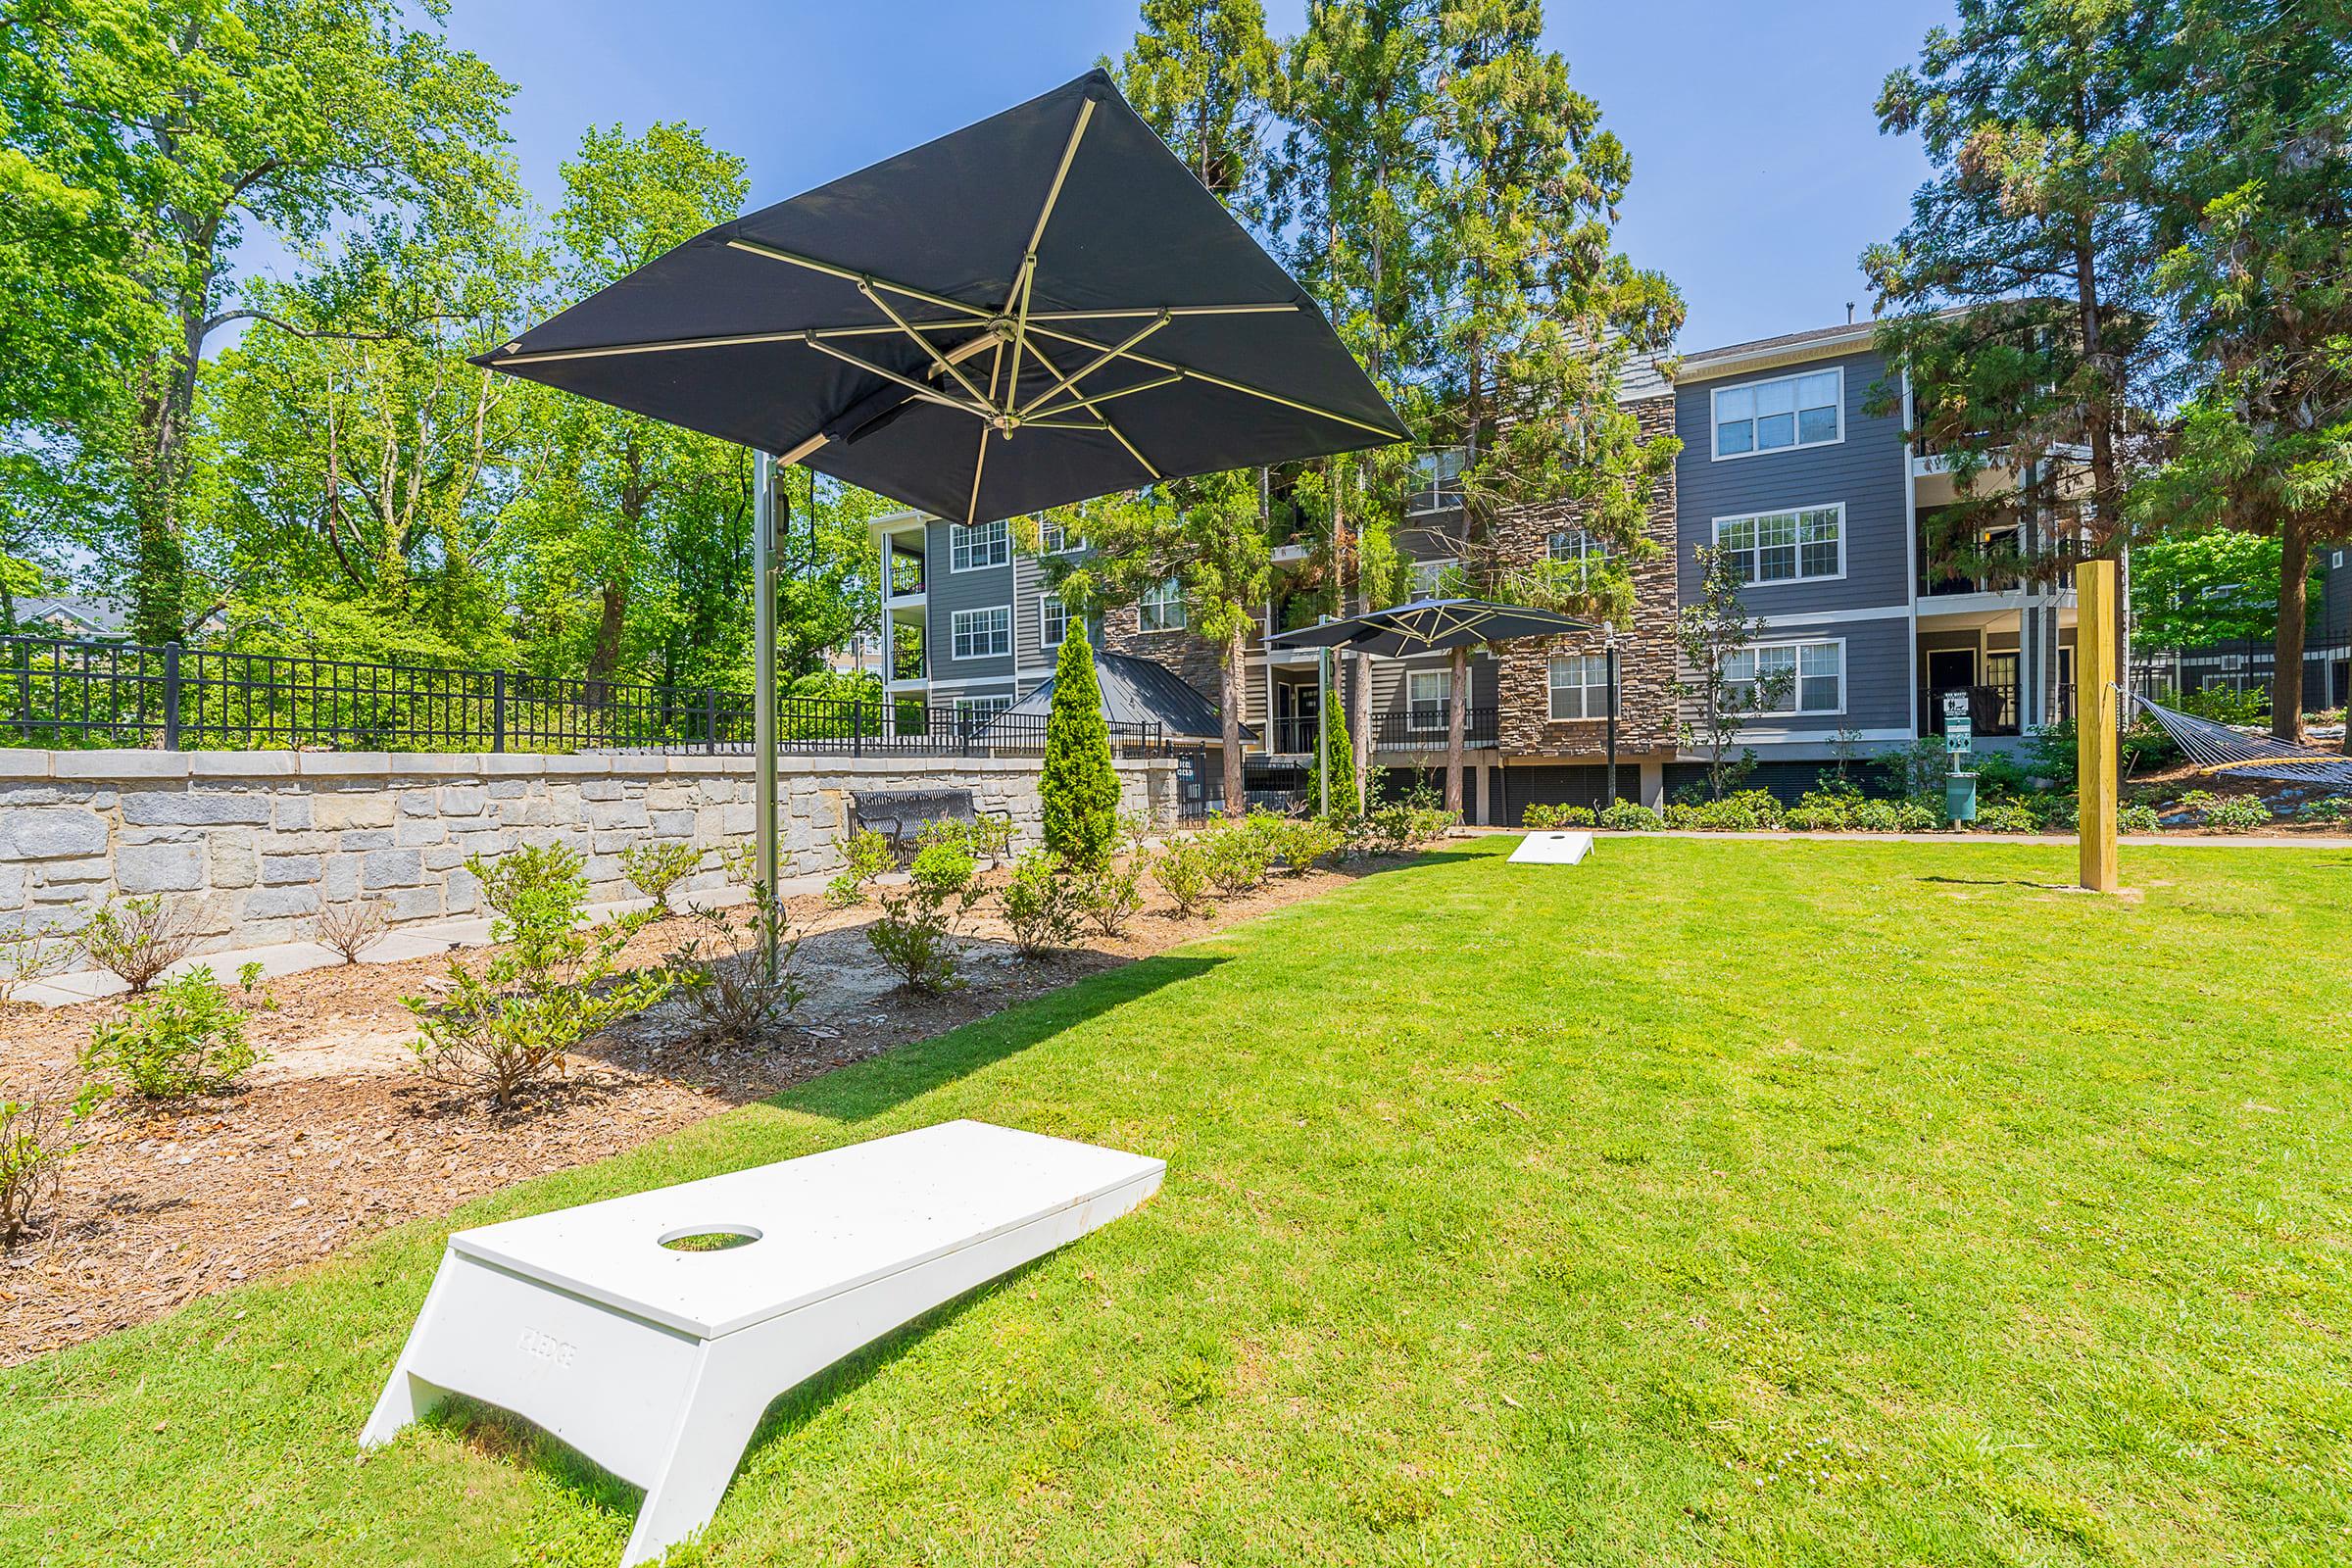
753 450 780 975
1317 641 1331 818
1605 626 1620 807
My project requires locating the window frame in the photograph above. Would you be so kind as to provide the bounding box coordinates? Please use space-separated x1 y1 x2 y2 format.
1546 653 1612 721
1711 503 1846 588
1406 668 1452 731
949 605 1012 662
1546 528 1613 587
1138 576 1187 632
1709 367 1844 462
949 518 1010 572
1039 591 1069 650
1720 637 1845 716
1407 557 1456 602
954 693 1014 724
1037 519 1079 556
1409 446 1468 516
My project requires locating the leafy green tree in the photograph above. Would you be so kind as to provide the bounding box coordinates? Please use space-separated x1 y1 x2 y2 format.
2132 0 2351 740
1039 631 1123 870
1674 547 1790 801
1426 0 1682 811
1864 0 2175 678
1114 0 1278 207
3 0 518 646
2127 529 2297 652
1042 471 1273 818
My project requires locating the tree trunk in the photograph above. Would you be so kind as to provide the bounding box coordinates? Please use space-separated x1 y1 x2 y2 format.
2274 527 2309 743
1348 651 1372 810
1221 618 1247 820
1444 645 1468 819
587 583 628 686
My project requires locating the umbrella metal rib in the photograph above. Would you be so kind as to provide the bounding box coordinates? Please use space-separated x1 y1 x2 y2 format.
485 89 1390 522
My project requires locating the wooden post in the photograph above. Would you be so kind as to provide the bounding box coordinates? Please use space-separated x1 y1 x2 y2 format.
2076 559 2119 893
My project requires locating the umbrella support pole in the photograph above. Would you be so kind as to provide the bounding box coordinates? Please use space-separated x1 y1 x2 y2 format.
753 451 781 975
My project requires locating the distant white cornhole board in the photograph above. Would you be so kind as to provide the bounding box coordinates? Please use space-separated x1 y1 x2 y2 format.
361 1120 1164 1566
1509 829 1595 864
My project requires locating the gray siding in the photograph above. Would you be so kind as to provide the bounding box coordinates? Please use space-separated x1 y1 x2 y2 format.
1684 615 1912 753
1675 347 1911 615
2323 547 2350 644
925 519 1018 685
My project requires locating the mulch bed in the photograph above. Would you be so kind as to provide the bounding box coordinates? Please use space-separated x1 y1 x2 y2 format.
0 859 1376 1365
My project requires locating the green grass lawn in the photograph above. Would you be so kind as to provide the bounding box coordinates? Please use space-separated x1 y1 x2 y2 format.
5 838 2348 1567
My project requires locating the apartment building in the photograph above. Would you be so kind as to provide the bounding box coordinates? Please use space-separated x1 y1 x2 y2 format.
870 315 2095 822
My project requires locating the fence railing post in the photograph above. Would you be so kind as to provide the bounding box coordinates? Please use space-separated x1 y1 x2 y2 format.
492 670 507 754
704 686 718 756
161 641 182 751
852 698 863 759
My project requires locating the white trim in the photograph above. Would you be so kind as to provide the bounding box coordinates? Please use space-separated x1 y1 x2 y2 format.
1405 669 1450 732
1710 367 1844 461
949 604 1012 662
1711 502 1846 587
1751 605 1909 629
1039 591 1068 650
1545 653 1611 721
1677 324 1878 384
948 519 1010 573
920 675 1017 694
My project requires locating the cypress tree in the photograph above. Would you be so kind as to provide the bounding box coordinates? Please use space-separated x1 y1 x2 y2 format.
1304 684 1357 818
1040 630 1121 869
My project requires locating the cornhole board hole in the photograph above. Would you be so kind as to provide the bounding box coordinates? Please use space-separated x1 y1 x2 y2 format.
361 1120 1164 1567
1509 830 1595 865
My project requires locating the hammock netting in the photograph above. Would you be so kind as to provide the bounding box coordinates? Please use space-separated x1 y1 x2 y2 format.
2131 695 2352 790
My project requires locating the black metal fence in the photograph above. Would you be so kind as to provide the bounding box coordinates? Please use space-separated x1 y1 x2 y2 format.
1264 706 1499 756
0 635 1165 758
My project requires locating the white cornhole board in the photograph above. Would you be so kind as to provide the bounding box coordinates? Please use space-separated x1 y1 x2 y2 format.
361 1120 1164 1566
1509 829 1595 865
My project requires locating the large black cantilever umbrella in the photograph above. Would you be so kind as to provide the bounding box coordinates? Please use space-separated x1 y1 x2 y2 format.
476 68 1406 913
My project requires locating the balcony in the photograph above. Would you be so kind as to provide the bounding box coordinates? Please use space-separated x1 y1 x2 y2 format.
1266 707 1496 755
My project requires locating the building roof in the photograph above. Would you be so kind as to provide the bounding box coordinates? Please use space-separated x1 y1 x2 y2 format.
11 597 128 637
1674 320 1881 383
995 649 1246 746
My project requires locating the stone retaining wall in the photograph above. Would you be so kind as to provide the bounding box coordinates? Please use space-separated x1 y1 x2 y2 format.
0 750 1176 956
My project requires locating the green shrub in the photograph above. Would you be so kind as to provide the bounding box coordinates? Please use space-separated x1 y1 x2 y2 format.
0 918 77 1005
663 892 807 1046
2177 789 2271 831
825 828 895 908
1665 791 1784 831
1151 838 1218 917
2 1090 104 1248
2034 793 2079 832
408 846 670 1108
1786 805 1846 831
1360 806 1419 855
998 852 1081 956
2169 684 2269 725
915 815 1013 866
1522 804 1597 830
77 896 200 996
1071 858 1145 937
84 967 261 1099
1598 801 1663 831
2119 803 2163 832
866 842 985 993
1971 799 2044 833
2026 715 2177 786
2297 794 2352 823
618 841 703 911
1199 822 1275 895
1039 633 1122 870
1259 812 1343 874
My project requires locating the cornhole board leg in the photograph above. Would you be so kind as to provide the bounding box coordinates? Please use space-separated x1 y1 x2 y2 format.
360 1152 1162 1568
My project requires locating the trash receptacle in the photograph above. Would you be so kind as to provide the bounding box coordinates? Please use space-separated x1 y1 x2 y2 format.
1945 771 1979 825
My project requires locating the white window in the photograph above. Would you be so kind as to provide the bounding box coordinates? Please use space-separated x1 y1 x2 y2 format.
950 518 1009 571
1546 529 1612 586
1713 368 1842 459
2335 550 2346 568
955 694 1013 724
1723 640 1843 714
1038 519 1076 555
1714 505 1843 586
1408 559 1454 600
1139 577 1186 632
1407 669 1451 730
1410 447 1467 514
1040 592 1069 649
1548 654 1611 719
951 606 1011 660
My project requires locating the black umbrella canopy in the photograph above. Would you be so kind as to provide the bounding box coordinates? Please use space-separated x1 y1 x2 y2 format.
476 69 1406 524
1267 599 1592 658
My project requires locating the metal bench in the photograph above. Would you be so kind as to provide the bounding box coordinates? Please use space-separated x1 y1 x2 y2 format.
850 788 1007 855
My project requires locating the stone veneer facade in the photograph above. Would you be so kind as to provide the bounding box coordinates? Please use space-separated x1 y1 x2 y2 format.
0 750 1176 957
1494 392 1681 760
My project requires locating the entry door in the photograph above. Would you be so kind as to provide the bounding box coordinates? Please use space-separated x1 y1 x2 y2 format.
1926 649 1977 734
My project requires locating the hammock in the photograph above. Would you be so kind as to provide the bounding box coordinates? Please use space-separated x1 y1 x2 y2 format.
2131 695 2352 790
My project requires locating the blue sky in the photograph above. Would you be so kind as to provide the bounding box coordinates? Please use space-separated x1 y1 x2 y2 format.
416 0 1950 354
